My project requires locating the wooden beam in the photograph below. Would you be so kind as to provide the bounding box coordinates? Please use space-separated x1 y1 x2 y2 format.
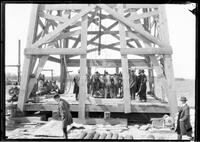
158 6 177 118
39 11 70 23
120 47 172 55
31 4 96 48
48 56 61 63
27 56 49 99
163 55 177 118
24 48 86 55
24 102 170 113
51 30 81 42
118 4 131 113
125 4 159 9
78 14 88 121
128 10 159 21
97 4 169 47
60 10 68 93
18 5 40 111
39 4 88 10
149 55 167 102
66 59 148 67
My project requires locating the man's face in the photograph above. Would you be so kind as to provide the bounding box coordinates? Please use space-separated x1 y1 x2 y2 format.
181 100 186 104
54 98 60 103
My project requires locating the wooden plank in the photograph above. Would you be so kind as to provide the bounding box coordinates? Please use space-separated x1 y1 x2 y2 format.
51 30 81 42
149 55 167 102
66 59 148 67
120 47 172 55
27 56 49 99
24 103 170 113
128 10 159 21
39 4 88 10
39 11 70 23
163 55 177 118
118 4 131 113
59 10 68 93
48 56 61 63
158 6 177 118
18 5 40 111
31 4 96 48
125 4 159 9
97 4 169 48
73 118 127 125
78 14 88 120
24 48 86 55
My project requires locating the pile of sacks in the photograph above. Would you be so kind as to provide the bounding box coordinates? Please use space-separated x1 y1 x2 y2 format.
75 130 163 140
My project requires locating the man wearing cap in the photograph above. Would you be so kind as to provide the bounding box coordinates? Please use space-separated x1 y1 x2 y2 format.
175 96 193 140
53 94 73 139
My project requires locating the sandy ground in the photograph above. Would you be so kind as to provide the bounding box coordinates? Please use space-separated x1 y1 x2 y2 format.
5 79 195 140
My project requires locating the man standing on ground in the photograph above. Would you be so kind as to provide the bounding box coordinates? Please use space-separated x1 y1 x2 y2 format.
175 96 193 140
53 94 73 139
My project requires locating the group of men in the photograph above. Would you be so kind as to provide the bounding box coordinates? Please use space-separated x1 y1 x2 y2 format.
30 74 60 97
73 68 147 102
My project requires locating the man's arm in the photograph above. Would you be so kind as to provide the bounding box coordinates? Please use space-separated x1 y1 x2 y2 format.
180 106 189 121
59 101 65 119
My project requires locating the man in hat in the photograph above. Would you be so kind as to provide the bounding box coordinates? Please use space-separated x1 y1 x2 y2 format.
137 69 147 102
175 96 193 140
53 94 73 139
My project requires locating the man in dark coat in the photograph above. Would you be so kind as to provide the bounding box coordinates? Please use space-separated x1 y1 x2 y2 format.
129 69 137 100
175 96 193 140
53 94 73 139
137 69 147 102
73 70 80 100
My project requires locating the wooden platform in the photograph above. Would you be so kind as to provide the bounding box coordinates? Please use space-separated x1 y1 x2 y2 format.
23 94 170 113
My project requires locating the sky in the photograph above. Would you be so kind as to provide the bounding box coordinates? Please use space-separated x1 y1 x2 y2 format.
5 4 196 79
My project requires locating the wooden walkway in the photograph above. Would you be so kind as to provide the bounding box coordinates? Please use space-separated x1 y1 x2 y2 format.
23 93 170 113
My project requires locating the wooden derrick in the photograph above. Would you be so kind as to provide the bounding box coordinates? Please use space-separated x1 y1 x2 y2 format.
18 4 177 121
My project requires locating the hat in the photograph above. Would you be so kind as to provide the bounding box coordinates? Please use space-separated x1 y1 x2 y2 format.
180 96 187 101
139 69 144 74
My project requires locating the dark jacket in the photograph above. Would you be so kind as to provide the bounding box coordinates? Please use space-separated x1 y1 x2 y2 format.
176 104 192 135
58 98 73 125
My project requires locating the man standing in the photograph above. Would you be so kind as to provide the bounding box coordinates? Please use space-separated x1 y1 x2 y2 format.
129 69 137 100
53 94 73 139
104 71 112 98
137 69 147 102
73 70 80 100
175 96 193 140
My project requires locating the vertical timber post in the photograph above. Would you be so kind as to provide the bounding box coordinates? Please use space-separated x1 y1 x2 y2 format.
78 13 88 122
59 10 67 93
18 40 21 84
18 5 39 111
159 5 177 118
118 4 131 113
116 66 119 74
